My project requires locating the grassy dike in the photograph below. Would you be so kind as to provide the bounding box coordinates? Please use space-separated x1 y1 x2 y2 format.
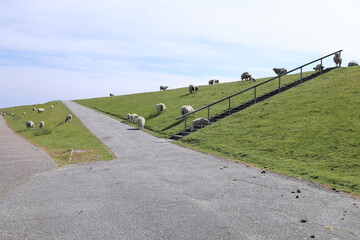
0 101 114 166
76 67 360 196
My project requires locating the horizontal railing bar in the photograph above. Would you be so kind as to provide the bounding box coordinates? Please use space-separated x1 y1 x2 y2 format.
176 50 342 120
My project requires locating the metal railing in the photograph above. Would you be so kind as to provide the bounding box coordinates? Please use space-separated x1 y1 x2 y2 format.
176 50 342 131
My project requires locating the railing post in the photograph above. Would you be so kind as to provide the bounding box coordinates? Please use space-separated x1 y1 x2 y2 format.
254 87 257 103
208 106 210 120
300 67 303 83
228 98 231 115
278 77 281 93
320 59 323 74
184 116 187 132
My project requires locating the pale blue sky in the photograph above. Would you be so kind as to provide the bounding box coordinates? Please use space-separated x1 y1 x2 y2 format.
1 0 359 108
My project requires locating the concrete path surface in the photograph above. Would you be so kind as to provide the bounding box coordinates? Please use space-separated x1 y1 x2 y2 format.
0 101 359 240
0 116 55 197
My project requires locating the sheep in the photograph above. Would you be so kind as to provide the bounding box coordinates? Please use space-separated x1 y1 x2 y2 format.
191 118 210 131
180 105 195 115
160 86 168 91
214 80 219 84
249 77 256 82
39 121 45 128
131 113 138 123
273 68 287 76
32 107 37 111
333 53 342 67
11 113 15 116
50 105 54 109
23 112 26 115
37 108 45 113
136 116 145 130
109 93 115 97
156 103 166 113
189 85 199 94
241 72 252 81
127 113 131 122
65 114 72 122
209 79 214 85
348 60 359 67
25 120 34 130
313 64 324 73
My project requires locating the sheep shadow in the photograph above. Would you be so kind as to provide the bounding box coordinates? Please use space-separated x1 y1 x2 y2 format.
146 112 161 120
127 128 140 131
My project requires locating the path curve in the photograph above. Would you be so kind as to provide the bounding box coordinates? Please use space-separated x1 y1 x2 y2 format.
0 101 359 240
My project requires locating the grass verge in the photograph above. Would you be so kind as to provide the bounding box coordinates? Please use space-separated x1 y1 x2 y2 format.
0 101 114 166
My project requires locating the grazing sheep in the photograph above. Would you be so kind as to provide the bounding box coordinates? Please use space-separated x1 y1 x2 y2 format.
333 53 342 67
32 107 37 111
191 118 210 131
214 80 219 84
209 79 214 85
50 105 54 109
160 86 168 91
2 113 6 116
241 72 252 81
313 64 324 73
131 113 138 123
37 108 45 113
189 85 199 94
25 120 34 130
109 93 115 97
65 114 72 122
136 116 145 130
156 103 166 113
180 105 195 115
39 121 45 128
23 112 26 115
348 60 359 67
249 77 256 82
11 113 15 116
273 68 287 76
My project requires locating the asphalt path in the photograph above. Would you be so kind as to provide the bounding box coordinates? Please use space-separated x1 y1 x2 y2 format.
0 101 359 240
0 116 55 197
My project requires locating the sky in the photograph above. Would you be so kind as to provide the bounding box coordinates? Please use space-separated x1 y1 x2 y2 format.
1 0 359 108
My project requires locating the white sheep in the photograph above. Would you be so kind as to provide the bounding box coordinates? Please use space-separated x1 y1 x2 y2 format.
37 108 45 113
23 112 26 115
25 120 34 130
39 121 45 128
11 113 15 116
65 114 72 122
348 60 359 67
131 113 138 123
273 68 287 76
32 107 36 111
189 85 199 94
136 116 145 130
160 86 168 91
313 64 324 73
180 105 195 115
50 105 54 109
241 72 252 81
156 103 166 113
333 53 342 67
191 118 210 131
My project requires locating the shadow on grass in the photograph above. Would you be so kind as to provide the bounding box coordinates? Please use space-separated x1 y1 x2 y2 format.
160 120 183 132
146 112 161 120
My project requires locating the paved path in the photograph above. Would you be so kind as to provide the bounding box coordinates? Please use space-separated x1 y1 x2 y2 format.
0 101 359 240
0 116 55 198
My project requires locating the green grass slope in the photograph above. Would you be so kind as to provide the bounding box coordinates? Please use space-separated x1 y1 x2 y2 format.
76 67 359 195
75 71 313 137
179 67 360 195
0 101 114 166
